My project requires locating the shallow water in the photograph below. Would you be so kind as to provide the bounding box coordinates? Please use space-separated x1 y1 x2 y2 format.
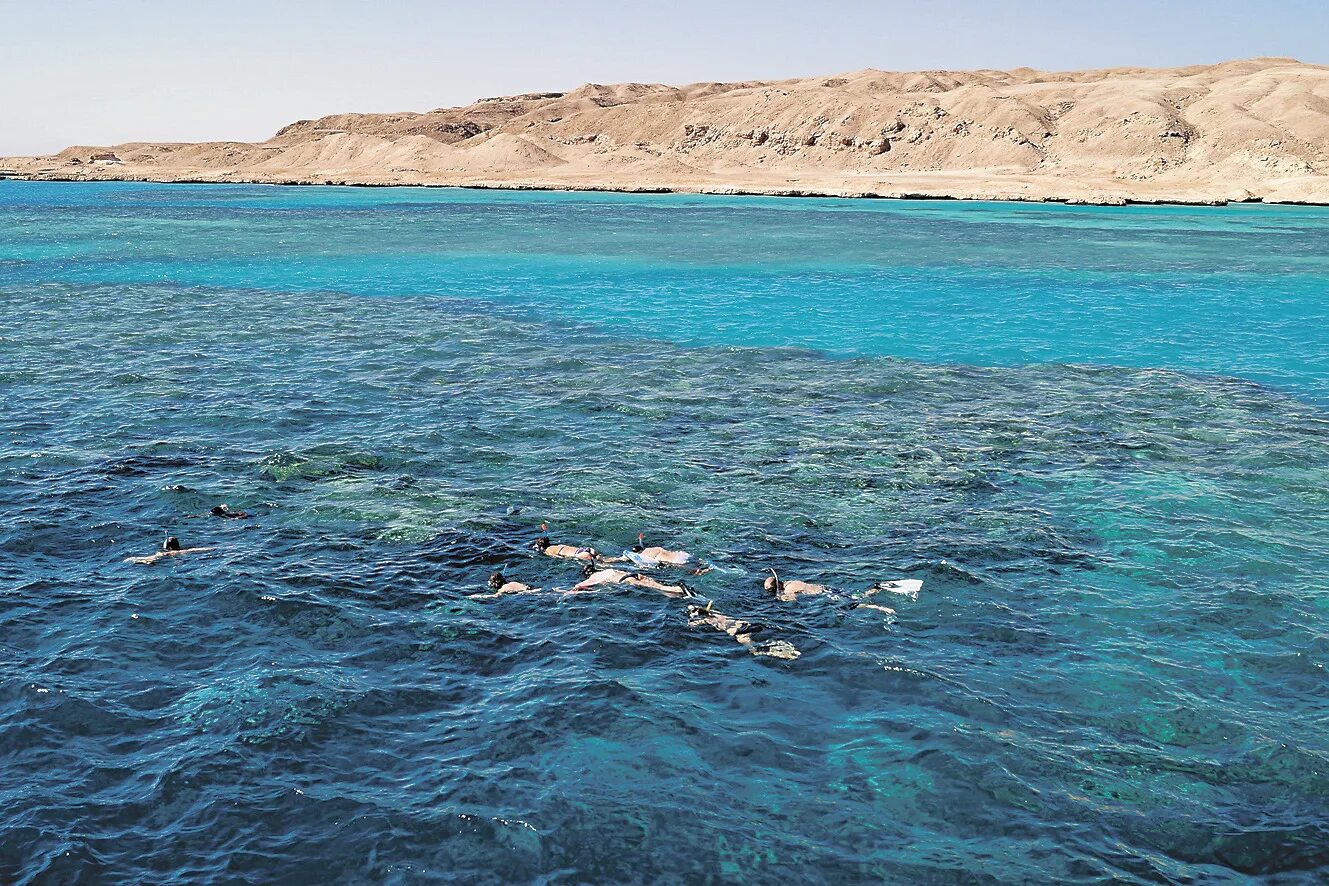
2 181 1328 883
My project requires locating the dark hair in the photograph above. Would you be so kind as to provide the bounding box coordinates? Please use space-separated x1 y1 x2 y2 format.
531 537 551 552
211 505 228 516
630 544 644 553
163 536 182 552
580 561 598 577
488 571 505 590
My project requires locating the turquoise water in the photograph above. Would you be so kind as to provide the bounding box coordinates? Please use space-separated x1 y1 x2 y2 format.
2 180 1328 882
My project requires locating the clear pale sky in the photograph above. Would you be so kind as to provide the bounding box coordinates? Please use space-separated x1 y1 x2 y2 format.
4 0 1326 155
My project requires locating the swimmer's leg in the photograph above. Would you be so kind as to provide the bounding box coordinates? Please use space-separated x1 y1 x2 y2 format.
862 579 922 601
749 639 800 660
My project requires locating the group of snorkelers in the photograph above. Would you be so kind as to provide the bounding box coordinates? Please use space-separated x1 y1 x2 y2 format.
477 529 923 661
126 513 920 662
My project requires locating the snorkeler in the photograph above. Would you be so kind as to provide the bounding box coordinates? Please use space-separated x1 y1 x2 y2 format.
762 570 828 602
763 571 922 613
531 537 600 562
571 565 691 598
687 602 800 660
609 534 710 574
186 503 252 519
209 504 251 519
124 536 215 566
470 571 540 599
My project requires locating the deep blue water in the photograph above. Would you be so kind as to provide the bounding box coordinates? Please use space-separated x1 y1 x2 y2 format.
2 180 1328 883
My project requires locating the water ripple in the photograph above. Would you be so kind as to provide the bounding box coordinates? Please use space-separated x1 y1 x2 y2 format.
3 185 1329 882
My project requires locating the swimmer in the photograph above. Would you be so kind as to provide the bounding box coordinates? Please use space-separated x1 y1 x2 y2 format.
571 565 691 598
209 504 251 519
611 535 711 574
763 572 921 614
187 503 252 519
124 536 215 565
763 570 828 602
531 537 600 562
471 571 539 599
687 602 800 660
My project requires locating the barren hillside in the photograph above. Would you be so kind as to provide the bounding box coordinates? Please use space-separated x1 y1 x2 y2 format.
6 58 1329 204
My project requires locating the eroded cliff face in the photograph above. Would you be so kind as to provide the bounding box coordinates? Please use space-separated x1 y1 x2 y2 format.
10 58 1329 204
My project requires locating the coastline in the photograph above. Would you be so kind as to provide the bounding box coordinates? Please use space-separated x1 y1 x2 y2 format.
6 167 1326 208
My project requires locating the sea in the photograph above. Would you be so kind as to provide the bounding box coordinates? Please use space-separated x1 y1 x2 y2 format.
2 179 1327 883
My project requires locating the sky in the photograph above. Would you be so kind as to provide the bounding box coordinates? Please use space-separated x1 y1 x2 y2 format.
4 0 1327 155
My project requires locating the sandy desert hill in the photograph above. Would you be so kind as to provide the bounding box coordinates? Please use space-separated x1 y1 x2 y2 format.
6 58 1329 204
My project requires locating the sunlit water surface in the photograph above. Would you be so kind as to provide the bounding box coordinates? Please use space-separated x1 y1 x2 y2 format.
2 181 1328 883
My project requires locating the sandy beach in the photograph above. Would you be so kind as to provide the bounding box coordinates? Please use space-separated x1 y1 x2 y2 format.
6 58 1329 205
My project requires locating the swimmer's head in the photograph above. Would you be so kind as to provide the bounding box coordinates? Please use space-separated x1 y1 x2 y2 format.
211 505 229 516
488 571 505 590
630 543 644 553
531 537 551 552
763 574 783 594
162 536 182 552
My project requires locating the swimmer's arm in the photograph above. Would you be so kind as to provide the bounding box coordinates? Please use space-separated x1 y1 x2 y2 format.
125 553 165 565
469 587 541 600
124 547 216 565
